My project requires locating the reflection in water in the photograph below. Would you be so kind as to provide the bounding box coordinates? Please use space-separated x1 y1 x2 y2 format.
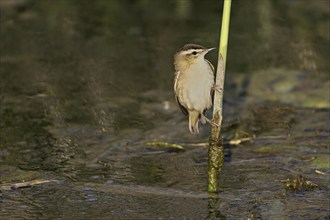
207 197 225 220
0 0 329 219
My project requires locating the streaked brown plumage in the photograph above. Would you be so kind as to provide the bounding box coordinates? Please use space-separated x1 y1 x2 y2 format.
174 44 215 134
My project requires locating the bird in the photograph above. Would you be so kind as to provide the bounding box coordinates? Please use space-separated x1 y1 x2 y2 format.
173 44 216 135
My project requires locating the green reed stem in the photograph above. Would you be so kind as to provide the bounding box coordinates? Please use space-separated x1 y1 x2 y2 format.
208 0 232 193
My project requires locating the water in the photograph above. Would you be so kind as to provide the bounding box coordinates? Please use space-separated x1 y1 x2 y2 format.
1 0 329 219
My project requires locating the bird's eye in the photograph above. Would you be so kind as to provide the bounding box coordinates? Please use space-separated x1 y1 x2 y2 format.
192 51 197 55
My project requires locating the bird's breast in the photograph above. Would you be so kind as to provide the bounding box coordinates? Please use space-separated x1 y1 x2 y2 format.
177 62 214 112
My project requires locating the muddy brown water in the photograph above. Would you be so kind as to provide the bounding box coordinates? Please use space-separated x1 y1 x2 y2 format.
1 0 329 219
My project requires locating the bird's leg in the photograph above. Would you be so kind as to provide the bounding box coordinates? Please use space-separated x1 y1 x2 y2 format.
212 84 222 93
201 114 220 127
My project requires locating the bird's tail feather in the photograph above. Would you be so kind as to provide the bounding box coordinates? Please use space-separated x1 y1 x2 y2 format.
189 111 200 135
199 114 206 124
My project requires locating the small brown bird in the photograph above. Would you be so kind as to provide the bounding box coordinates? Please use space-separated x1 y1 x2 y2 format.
173 44 215 134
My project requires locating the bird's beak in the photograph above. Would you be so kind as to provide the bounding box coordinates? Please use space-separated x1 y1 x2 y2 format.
203 47 216 55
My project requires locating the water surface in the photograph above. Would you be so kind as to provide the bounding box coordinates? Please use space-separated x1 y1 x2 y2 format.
1 0 329 219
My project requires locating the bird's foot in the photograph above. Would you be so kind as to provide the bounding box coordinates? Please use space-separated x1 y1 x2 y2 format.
212 84 222 93
202 114 220 127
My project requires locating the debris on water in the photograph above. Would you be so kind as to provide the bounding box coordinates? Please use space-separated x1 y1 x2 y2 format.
229 130 255 145
276 175 318 192
0 179 60 191
145 141 184 149
314 170 326 175
299 156 316 161
229 137 254 145
145 141 185 152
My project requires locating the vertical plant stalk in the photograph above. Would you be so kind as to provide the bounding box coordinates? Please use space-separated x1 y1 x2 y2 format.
208 0 232 193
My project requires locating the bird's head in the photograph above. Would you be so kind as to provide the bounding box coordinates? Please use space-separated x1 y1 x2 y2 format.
174 44 215 69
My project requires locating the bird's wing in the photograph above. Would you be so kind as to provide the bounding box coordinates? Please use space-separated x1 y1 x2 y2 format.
176 97 188 115
205 60 215 104
173 71 180 93
206 59 215 73
174 71 188 116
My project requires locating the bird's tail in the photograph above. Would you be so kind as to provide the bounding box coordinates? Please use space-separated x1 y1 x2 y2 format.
188 111 200 135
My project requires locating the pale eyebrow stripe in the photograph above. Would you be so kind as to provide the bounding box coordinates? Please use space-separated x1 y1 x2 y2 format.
182 49 203 55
